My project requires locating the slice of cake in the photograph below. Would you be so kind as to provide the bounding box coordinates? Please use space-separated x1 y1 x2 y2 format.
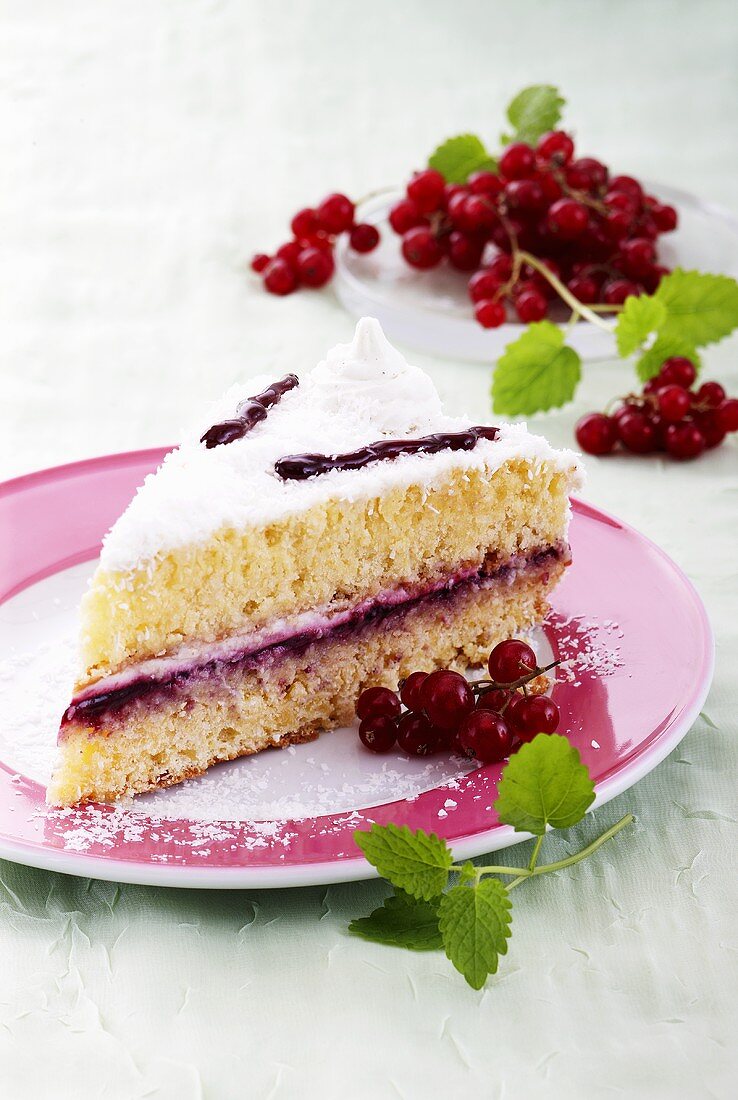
49 318 582 806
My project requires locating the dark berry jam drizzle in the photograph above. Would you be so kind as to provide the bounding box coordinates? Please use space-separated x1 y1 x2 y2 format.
201 373 299 449
275 425 499 481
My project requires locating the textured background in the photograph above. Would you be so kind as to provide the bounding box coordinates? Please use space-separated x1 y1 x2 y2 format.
1 1 737 1097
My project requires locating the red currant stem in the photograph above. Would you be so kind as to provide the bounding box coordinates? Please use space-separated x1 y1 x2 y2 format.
473 657 563 694
355 185 396 206
550 167 609 215
516 251 616 333
564 309 579 339
505 813 635 890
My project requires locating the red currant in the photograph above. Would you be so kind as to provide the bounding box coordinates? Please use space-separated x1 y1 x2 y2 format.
442 183 465 210
420 670 474 730
536 130 574 165
401 227 442 270
499 142 536 180
568 157 608 190
349 223 380 253
462 195 497 231
656 384 691 422
505 179 545 212
263 258 298 296
356 686 401 722
658 357 696 388
475 299 506 328
315 193 355 234
448 230 484 271
488 639 537 683
617 409 657 453
296 247 334 288
475 688 513 712
695 381 726 409
508 695 560 742
651 203 678 232
487 254 513 281
399 671 428 713
468 269 503 303
567 274 599 304
605 190 638 216
575 412 617 455
608 175 644 204
619 237 656 278
397 712 441 756
468 170 503 198
457 711 513 764
539 172 563 203
603 209 633 242
359 716 397 753
646 410 668 449
693 411 726 449
250 253 270 274
665 422 706 460
515 287 548 323
300 232 332 252
602 279 639 305
717 397 738 433
291 208 320 239
406 168 446 214
445 191 471 229
389 199 427 235
546 198 588 239
276 241 303 270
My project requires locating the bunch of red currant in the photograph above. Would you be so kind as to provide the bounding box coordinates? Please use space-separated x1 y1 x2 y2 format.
575 356 738 460
388 133 677 328
355 639 560 765
251 192 380 296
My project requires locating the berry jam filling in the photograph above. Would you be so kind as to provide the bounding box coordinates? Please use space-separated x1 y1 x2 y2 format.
61 543 563 729
200 373 299 449
274 426 499 481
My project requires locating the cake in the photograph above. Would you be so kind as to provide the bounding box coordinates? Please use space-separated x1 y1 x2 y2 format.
49 318 582 806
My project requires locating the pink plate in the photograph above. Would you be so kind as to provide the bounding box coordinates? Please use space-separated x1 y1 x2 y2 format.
0 450 714 889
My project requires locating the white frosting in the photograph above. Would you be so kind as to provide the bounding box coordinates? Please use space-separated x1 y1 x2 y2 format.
100 318 583 572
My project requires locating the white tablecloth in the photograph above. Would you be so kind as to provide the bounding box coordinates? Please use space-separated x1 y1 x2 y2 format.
1 2 736 1097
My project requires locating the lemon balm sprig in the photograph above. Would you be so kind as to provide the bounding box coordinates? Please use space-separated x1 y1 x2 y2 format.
349 734 634 990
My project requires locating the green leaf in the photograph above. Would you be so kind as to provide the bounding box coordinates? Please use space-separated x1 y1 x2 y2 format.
354 823 453 900
457 860 477 886
439 879 512 990
349 889 443 951
495 733 595 835
428 134 497 183
502 84 565 146
615 294 667 358
492 321 582 415
654 269 738 349
635 336 701 381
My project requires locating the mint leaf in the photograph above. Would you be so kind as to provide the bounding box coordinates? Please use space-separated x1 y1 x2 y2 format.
495 733 595 835
439 880 512 990
492 321 581 415
654 269 738 348
354 823 453 900
502 84 565 146
635 336 701 381
349 889 442 951
428 134 497 183
615 294 667 358
458 860 477 885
